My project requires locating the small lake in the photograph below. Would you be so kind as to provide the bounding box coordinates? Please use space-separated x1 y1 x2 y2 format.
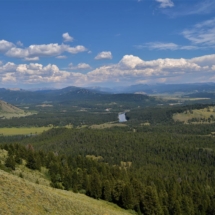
118 112 127 123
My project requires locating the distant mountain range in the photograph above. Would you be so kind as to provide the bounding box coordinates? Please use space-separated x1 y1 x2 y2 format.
89 82 215 94
0 86 101 104
1 83 215 104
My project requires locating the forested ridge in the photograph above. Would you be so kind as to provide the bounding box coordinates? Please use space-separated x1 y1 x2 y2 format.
1 126 215 214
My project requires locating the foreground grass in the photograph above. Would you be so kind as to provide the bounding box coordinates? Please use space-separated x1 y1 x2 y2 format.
0 127 51 136
0 170 134 215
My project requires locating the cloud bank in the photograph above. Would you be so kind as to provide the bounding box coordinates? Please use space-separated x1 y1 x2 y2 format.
1 54 215 87
0 39 87 61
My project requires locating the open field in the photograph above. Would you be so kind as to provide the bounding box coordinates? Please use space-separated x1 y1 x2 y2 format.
153 94 211 101
173 107 215 123
0 127 51 136
0 169 135 215
90 122 127 129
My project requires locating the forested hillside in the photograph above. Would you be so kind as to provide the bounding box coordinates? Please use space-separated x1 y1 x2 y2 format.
1 125 215 214
1 93 215 214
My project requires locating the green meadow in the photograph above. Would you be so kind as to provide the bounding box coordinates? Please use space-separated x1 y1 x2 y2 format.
0 127 51 136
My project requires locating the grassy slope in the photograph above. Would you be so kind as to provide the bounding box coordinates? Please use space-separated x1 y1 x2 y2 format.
0 100 24 113
0 170 135 215
0 149 134 215
0 100 34 119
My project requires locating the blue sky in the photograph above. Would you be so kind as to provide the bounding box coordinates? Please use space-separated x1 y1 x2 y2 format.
0 0 215 89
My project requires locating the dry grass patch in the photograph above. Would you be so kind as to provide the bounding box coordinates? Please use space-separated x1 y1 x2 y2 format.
173 107 215 124
90 122 127 129
13 165 50 187
0 127 51 136
140 122 150 126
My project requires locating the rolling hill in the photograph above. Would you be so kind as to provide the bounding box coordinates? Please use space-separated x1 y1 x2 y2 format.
0 100 24 113
0 100 33 119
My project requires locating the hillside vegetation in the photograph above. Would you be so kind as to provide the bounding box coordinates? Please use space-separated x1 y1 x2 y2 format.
0 147 134 215
0 170 133 215
1 126 215 214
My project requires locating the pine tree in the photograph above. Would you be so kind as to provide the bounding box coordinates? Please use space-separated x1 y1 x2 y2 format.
26 152 41 170
72 171 79 191
131 178 144 209
122 184 134 209
181 196 194 215
102 180 112 202
112 180 125 205
141 186 163 215
5 155 16 170
15 153 22 164
89 170 102 199
82 171 90 191
172 200 182 215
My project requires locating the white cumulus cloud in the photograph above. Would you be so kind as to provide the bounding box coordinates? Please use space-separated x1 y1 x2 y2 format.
67 45 87 54
2 73 16 82
95 51 112 60
76 63 91 69
69 63 91 70
24 57 40 61
0 40 14 52
62 32 74 42
1 54 215 87
5 43 87 59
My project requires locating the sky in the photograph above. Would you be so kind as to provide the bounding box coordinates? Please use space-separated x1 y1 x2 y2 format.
0 0 215 89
